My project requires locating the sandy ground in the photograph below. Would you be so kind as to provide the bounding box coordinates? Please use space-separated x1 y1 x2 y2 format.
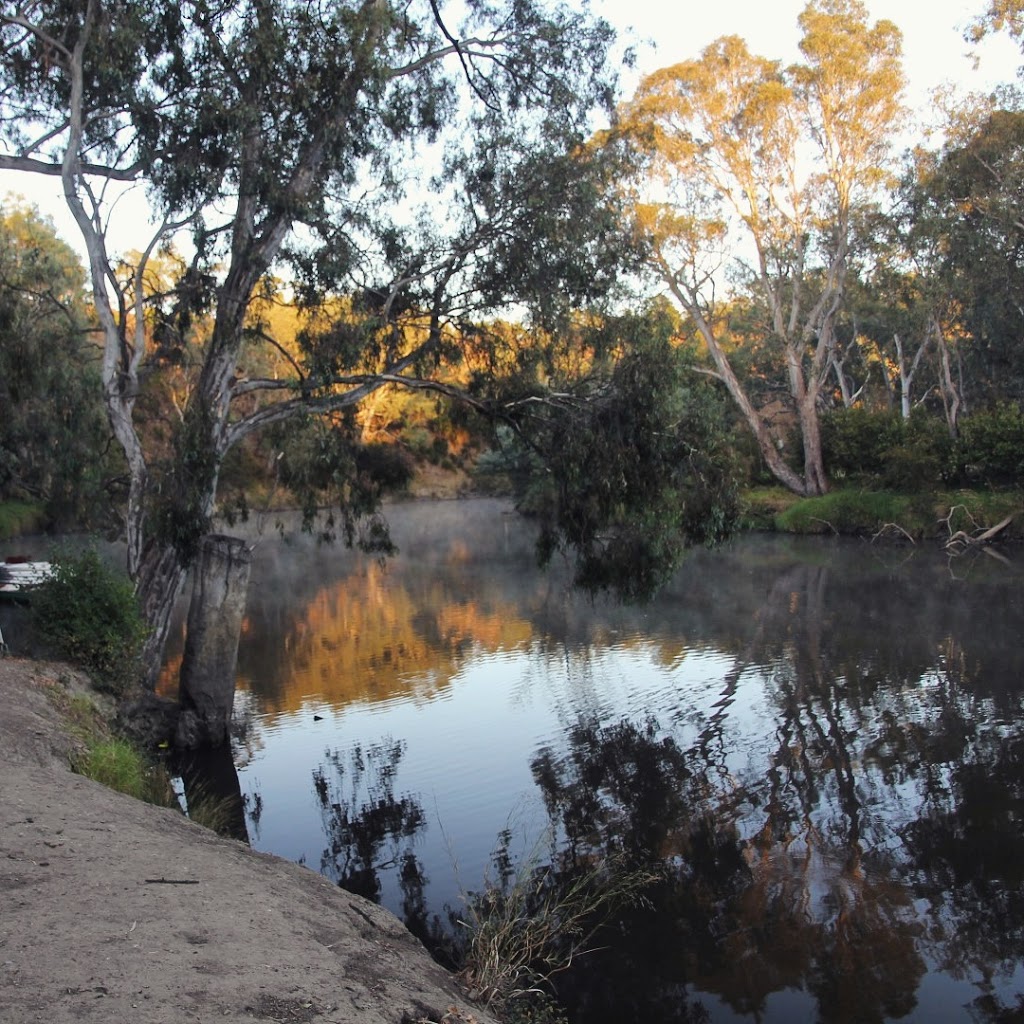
0 657 494 1024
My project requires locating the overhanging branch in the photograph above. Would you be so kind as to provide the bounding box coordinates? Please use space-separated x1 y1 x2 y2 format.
0 153 144 181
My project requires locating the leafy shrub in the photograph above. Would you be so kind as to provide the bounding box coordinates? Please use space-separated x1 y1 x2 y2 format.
820 408 952 490
952 404 1024 486
821 408 903 481
880 414 952 490
32 548 147 696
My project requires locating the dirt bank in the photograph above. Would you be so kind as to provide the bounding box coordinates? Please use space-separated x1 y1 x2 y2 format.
0 657 492 1024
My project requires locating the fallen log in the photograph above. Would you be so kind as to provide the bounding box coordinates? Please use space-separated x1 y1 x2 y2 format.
943 508 1016 554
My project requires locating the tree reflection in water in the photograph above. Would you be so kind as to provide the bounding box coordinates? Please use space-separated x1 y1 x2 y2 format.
531 708 929 1024
526 556 1006 1023
279 528 1024 1023
313 740 427 908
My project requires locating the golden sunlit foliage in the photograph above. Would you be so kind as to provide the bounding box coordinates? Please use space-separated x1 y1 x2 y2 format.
614 0 906 497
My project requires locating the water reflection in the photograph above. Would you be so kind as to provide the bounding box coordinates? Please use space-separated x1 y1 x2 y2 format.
177 744 250 843
167 501 1024 1023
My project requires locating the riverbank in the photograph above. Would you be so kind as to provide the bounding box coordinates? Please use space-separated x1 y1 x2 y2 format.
0 656 493 1024
740 485 1023 540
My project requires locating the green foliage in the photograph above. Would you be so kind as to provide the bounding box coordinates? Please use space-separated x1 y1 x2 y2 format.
32 549 148 696
0 500 45 540
0 201 119 528
774 490 918 536
912 109 1024 405
509 308 740 600
952 404 1024 485
820 409 953 490
821 408 904 481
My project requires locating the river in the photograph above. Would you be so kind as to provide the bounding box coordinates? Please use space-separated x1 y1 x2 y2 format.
158 498 1024 1023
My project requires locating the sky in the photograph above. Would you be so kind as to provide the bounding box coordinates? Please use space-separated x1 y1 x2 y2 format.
596 0 1022 105
2 0 1021 260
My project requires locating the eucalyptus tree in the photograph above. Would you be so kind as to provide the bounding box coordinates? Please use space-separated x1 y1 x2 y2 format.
616 0 905 496
908 109 1024 416
0 0 639 681
0 200 116 525
971 0 1024 41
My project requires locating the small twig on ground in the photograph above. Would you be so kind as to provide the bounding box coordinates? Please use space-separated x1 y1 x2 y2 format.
809 517 838 535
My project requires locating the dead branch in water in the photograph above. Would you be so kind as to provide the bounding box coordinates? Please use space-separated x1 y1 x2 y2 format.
872 522 916 544
942 505 1015 555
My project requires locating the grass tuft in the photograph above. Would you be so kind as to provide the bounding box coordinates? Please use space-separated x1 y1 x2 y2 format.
774 489 918 536
0 500 45 540
449 831 658 1021
74 738 148 798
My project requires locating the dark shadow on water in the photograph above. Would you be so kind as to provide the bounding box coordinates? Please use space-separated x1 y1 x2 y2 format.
177 743 250 843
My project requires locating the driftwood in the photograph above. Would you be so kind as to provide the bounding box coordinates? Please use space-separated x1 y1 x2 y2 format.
872 522 916 544
942 505 1016 554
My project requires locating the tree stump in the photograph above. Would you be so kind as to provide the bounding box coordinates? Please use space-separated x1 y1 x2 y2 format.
176 535 252 748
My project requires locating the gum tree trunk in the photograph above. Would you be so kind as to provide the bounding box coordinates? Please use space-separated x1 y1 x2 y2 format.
176 535 252 748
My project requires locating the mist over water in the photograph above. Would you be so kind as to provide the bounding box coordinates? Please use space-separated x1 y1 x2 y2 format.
163 499 1024 1023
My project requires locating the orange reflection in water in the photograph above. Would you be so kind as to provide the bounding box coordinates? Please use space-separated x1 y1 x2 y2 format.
161 559 536 720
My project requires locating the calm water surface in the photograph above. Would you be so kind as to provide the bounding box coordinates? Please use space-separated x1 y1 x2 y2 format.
162 499 1024 1023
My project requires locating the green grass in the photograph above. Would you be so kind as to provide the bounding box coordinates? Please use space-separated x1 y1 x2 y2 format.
0 500 45 540
773 489 919 536
755 486 1023 541
933 490 1024 539
738 486 800 529
74 738 149 798
53 687 176 806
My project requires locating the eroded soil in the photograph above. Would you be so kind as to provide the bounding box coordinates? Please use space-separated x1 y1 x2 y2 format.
0 658 491 1024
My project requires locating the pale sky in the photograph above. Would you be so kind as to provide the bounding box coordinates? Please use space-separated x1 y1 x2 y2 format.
3 0 1021 259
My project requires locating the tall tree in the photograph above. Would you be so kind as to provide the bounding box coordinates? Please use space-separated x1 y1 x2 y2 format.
616 0 905 496
908 109 1024 414
0 0 639 682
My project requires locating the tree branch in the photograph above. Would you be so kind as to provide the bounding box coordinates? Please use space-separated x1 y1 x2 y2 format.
0 153 144 181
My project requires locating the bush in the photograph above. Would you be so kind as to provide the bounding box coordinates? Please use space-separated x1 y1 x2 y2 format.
821 408 903 481
952 404 1024 486
32 548 148 696
820 408 953 490
881 414 952 491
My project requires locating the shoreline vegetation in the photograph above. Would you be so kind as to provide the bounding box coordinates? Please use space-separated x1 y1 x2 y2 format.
739 486 1022 543
4 479 1021 547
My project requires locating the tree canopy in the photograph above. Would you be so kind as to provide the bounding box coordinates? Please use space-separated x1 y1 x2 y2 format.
615 0 905 496
0 0 693 680
0 198 118 526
